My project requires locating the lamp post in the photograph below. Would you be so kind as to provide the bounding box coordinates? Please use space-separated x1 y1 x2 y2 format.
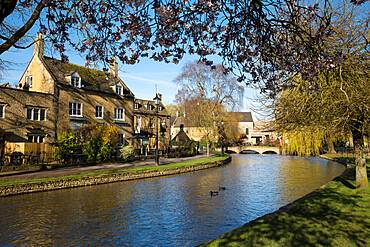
153 94 161 166
221 119 224 155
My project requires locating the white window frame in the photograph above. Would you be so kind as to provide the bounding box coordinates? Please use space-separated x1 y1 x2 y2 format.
95 105 104 119
118 133 125 145
147 103 152 111
114 107 125 120
137 117 142 127
69 102 83 117
71 73 81 88
25 76 33 88
26 108 46 121
28 135 44 143
116 83 123 96
134 103 139 110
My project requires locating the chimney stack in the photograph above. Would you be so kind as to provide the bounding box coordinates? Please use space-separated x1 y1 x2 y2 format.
110 57 118 77
33 33 44 57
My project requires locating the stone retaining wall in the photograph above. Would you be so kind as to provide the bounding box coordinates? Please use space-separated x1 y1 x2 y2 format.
0 156 231 197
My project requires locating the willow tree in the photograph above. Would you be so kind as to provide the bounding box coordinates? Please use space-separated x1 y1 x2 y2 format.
275 0 369 189
174 61 244 157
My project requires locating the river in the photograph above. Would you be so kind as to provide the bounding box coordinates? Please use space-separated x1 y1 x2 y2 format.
0 154 345 246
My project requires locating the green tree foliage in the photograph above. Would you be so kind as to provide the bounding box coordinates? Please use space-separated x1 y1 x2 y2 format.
275 0 369 189
52 132 83 163
53 124 119 164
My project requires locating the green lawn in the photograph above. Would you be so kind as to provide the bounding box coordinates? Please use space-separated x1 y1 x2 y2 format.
0 155 229 186
202 155 370 247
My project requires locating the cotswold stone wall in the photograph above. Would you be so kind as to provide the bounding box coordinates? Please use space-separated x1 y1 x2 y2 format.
0 157 231 197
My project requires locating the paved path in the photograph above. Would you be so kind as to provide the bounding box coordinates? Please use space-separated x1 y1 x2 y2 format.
0 153 216 180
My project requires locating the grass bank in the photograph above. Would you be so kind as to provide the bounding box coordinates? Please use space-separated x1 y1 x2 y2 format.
202 155 370 247
0 155 229 186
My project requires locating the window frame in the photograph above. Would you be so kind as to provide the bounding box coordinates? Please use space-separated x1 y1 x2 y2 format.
0 105 4 118
25 75 33 88
95 105 104 119
134 103 139 110
28 135 44 143
116 83 123 96
114 107 125 120
26 107 46 121
69 101 83 117
71 74 81 88
118 133 125 145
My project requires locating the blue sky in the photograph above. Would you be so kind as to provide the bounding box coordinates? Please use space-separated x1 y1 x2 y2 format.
1 39 265 119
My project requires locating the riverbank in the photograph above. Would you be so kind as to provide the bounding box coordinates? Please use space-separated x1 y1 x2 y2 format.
0 154 231 197
202 155 370 247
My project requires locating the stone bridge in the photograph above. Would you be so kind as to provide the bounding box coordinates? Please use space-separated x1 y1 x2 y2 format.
216 145 281 154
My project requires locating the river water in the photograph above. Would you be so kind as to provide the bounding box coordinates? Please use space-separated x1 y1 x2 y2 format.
0 154 345 246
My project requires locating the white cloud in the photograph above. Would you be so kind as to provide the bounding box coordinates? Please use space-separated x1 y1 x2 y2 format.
122 74 177 88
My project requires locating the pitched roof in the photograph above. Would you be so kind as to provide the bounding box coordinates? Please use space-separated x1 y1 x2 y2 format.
134 98 169 116
230 112 253 122
43 56 133 95
253 121 275 131
171 116 197 127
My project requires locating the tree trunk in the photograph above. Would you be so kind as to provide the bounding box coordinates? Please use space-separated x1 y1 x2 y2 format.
326 133 336 154
351 127 368 189
206 142 210 157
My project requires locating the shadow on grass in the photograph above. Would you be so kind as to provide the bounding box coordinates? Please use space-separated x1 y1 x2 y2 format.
333 176 356 189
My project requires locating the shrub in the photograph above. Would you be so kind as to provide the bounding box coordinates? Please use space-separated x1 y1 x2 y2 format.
119 145 135 161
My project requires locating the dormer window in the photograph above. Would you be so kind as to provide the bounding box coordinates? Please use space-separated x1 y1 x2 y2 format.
116 83 123 96
158 106 163 112
71 73 81 88
147 103 152 111
25 76 33 88
134 103 139 110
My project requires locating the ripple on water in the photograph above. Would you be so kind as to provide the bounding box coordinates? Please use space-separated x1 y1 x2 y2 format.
0 154 345 246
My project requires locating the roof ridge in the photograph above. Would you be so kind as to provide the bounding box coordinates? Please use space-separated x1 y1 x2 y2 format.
43 56 109 74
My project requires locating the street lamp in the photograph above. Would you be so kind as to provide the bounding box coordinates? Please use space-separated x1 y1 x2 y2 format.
221 119 224 155
153 94 161 166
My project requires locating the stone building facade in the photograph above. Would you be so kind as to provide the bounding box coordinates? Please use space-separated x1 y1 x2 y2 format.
0 34 135 159
133 96 171 149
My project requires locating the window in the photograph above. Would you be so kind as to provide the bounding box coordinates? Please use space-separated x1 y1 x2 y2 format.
116 84 123 96
0 105 4 118
28 135 44 143
25 76 33 88
114 107 125 120
149 118 154 128
137 117 142 127
158 106 163 111
246 128 249 135
26 108 46 121
69 102 83 117
71 75 81 88
134 103 139 110
147 103 152 111
95 105 103 119
118 133 125 145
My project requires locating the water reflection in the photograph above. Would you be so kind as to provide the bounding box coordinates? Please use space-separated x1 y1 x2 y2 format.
0 154 344 246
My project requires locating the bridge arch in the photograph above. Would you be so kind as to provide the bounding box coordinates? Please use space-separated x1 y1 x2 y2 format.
220 146 281 155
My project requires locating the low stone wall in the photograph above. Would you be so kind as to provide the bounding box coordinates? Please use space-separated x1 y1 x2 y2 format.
0 156 232 197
